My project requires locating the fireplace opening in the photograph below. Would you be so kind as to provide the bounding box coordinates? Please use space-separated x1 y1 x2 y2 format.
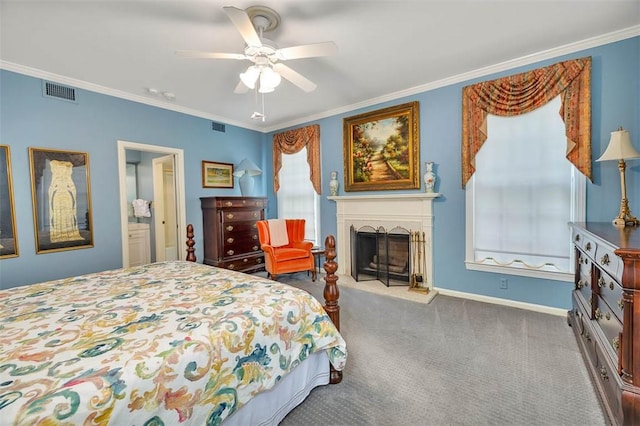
350 225 410 286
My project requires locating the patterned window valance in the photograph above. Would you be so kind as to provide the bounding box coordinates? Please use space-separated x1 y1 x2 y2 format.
461 57 592 187
273 124 321 194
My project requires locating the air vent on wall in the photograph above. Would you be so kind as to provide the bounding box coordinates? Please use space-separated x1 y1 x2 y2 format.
42 81 77 103
211 121 226 133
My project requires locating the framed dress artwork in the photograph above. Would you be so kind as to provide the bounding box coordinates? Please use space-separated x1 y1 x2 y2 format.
29 147 94 253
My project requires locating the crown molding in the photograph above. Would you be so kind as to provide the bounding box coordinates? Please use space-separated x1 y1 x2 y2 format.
0 61 265 132
263 25 640 133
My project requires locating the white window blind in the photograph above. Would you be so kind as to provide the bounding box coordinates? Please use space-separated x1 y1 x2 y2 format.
277 147 320 245
465 95 585 280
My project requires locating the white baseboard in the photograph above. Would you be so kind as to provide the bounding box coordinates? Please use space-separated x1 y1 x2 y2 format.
435 287 568 317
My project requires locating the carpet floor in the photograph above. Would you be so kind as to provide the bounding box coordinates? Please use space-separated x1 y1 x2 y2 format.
270 271 607 426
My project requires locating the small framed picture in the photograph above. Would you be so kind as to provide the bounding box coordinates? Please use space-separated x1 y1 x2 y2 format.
29 147 94 254
202 161 234 188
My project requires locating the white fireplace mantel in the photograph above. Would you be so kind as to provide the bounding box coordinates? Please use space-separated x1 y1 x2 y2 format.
328 193 440 287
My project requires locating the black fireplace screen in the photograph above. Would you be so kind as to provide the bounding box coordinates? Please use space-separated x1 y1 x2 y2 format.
350 225 410 286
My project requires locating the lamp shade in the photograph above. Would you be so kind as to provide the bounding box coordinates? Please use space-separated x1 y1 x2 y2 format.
239 66 260 90
233 158 262 177
597 129 640 162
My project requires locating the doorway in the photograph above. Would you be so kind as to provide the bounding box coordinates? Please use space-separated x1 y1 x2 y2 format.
117 141 186 267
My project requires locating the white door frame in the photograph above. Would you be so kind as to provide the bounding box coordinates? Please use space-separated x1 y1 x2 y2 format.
117 140 187 267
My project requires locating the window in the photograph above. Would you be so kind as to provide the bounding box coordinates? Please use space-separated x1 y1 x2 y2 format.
277 147 320 245
465 96 585 281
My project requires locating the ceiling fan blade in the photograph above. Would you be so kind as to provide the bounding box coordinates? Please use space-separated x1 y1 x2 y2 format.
276 41 337 60
175 50 246 60
234 80 249 94
273 63 317 92
223 6 262 47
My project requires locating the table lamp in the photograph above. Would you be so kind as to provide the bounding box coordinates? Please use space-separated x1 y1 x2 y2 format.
596 127 640 226
233 158 262 196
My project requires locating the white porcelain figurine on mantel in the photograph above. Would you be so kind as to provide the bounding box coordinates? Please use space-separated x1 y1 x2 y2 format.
329 170 339 196
423 162 436 193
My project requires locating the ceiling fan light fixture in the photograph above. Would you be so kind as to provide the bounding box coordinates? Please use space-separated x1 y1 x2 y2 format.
259 66 281 90
239 66 260 89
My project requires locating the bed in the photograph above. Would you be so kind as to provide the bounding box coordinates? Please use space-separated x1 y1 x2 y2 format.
0 229 346 425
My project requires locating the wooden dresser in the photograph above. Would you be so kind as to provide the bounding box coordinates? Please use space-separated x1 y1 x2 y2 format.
568 222 640 425
200 196 267 273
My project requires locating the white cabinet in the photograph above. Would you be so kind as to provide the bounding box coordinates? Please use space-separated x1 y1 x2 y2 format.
128 222 151 267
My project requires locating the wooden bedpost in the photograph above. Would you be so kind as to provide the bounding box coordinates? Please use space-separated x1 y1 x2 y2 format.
186 224 196 262
323 234 343 384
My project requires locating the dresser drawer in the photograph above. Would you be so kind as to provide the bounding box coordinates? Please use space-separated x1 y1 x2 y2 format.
216 198 266 209
222 238 261 258
220 209 263 223
574 229 597 259
595 295 622 357
595 344 623 424
222 221 259 236
220 254 265 272
595 244 622 282
576 251 592 304
596 268 623 320
571 305 598 367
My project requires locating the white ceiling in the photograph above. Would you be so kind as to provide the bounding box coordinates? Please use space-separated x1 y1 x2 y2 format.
1 1 638 132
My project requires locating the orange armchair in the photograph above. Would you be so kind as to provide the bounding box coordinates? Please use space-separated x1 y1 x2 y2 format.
257 219 316 282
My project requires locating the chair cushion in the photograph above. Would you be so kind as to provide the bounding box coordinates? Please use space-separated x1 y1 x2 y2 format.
273 247 310 262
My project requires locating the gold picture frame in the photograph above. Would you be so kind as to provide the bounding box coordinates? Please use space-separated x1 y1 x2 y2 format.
343 101 420 191
0 145 19 258
202 161 234 188
29 147 94 254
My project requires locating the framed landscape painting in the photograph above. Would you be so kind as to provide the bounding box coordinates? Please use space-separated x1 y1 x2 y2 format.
29 147 94 254
0 145 19 258
202 161 234 188
343 101 420 191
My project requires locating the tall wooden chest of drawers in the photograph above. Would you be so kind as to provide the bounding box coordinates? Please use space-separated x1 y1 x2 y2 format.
200 196 267 273
568 222 640 425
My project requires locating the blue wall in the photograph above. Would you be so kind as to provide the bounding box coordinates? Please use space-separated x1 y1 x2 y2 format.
265 36 639 309
1 36 638 311
0 71 265 287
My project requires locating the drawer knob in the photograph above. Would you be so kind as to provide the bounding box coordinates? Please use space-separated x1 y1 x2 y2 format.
227 237 234 244
575 234 581 242
226 225 234 232
605 312 610 321
243 258 248 263
585 242 591 251
256 257 263 264
609 281 614 290
225 201 233 207
252 234 258 240
226 213 234 219
253 212 258 218
612 337 620 351
600 366 609 381
228 264 235 270
597 277 605 288
252 245 259 251
595 308 602 320
227 250 235 256
576 279 586 289
600 253 610 265
618 299 624 311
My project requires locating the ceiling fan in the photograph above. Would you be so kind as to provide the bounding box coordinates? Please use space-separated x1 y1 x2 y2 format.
176 5 337 94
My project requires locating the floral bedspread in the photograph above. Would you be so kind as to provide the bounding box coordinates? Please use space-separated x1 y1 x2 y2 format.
0 261 347 425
